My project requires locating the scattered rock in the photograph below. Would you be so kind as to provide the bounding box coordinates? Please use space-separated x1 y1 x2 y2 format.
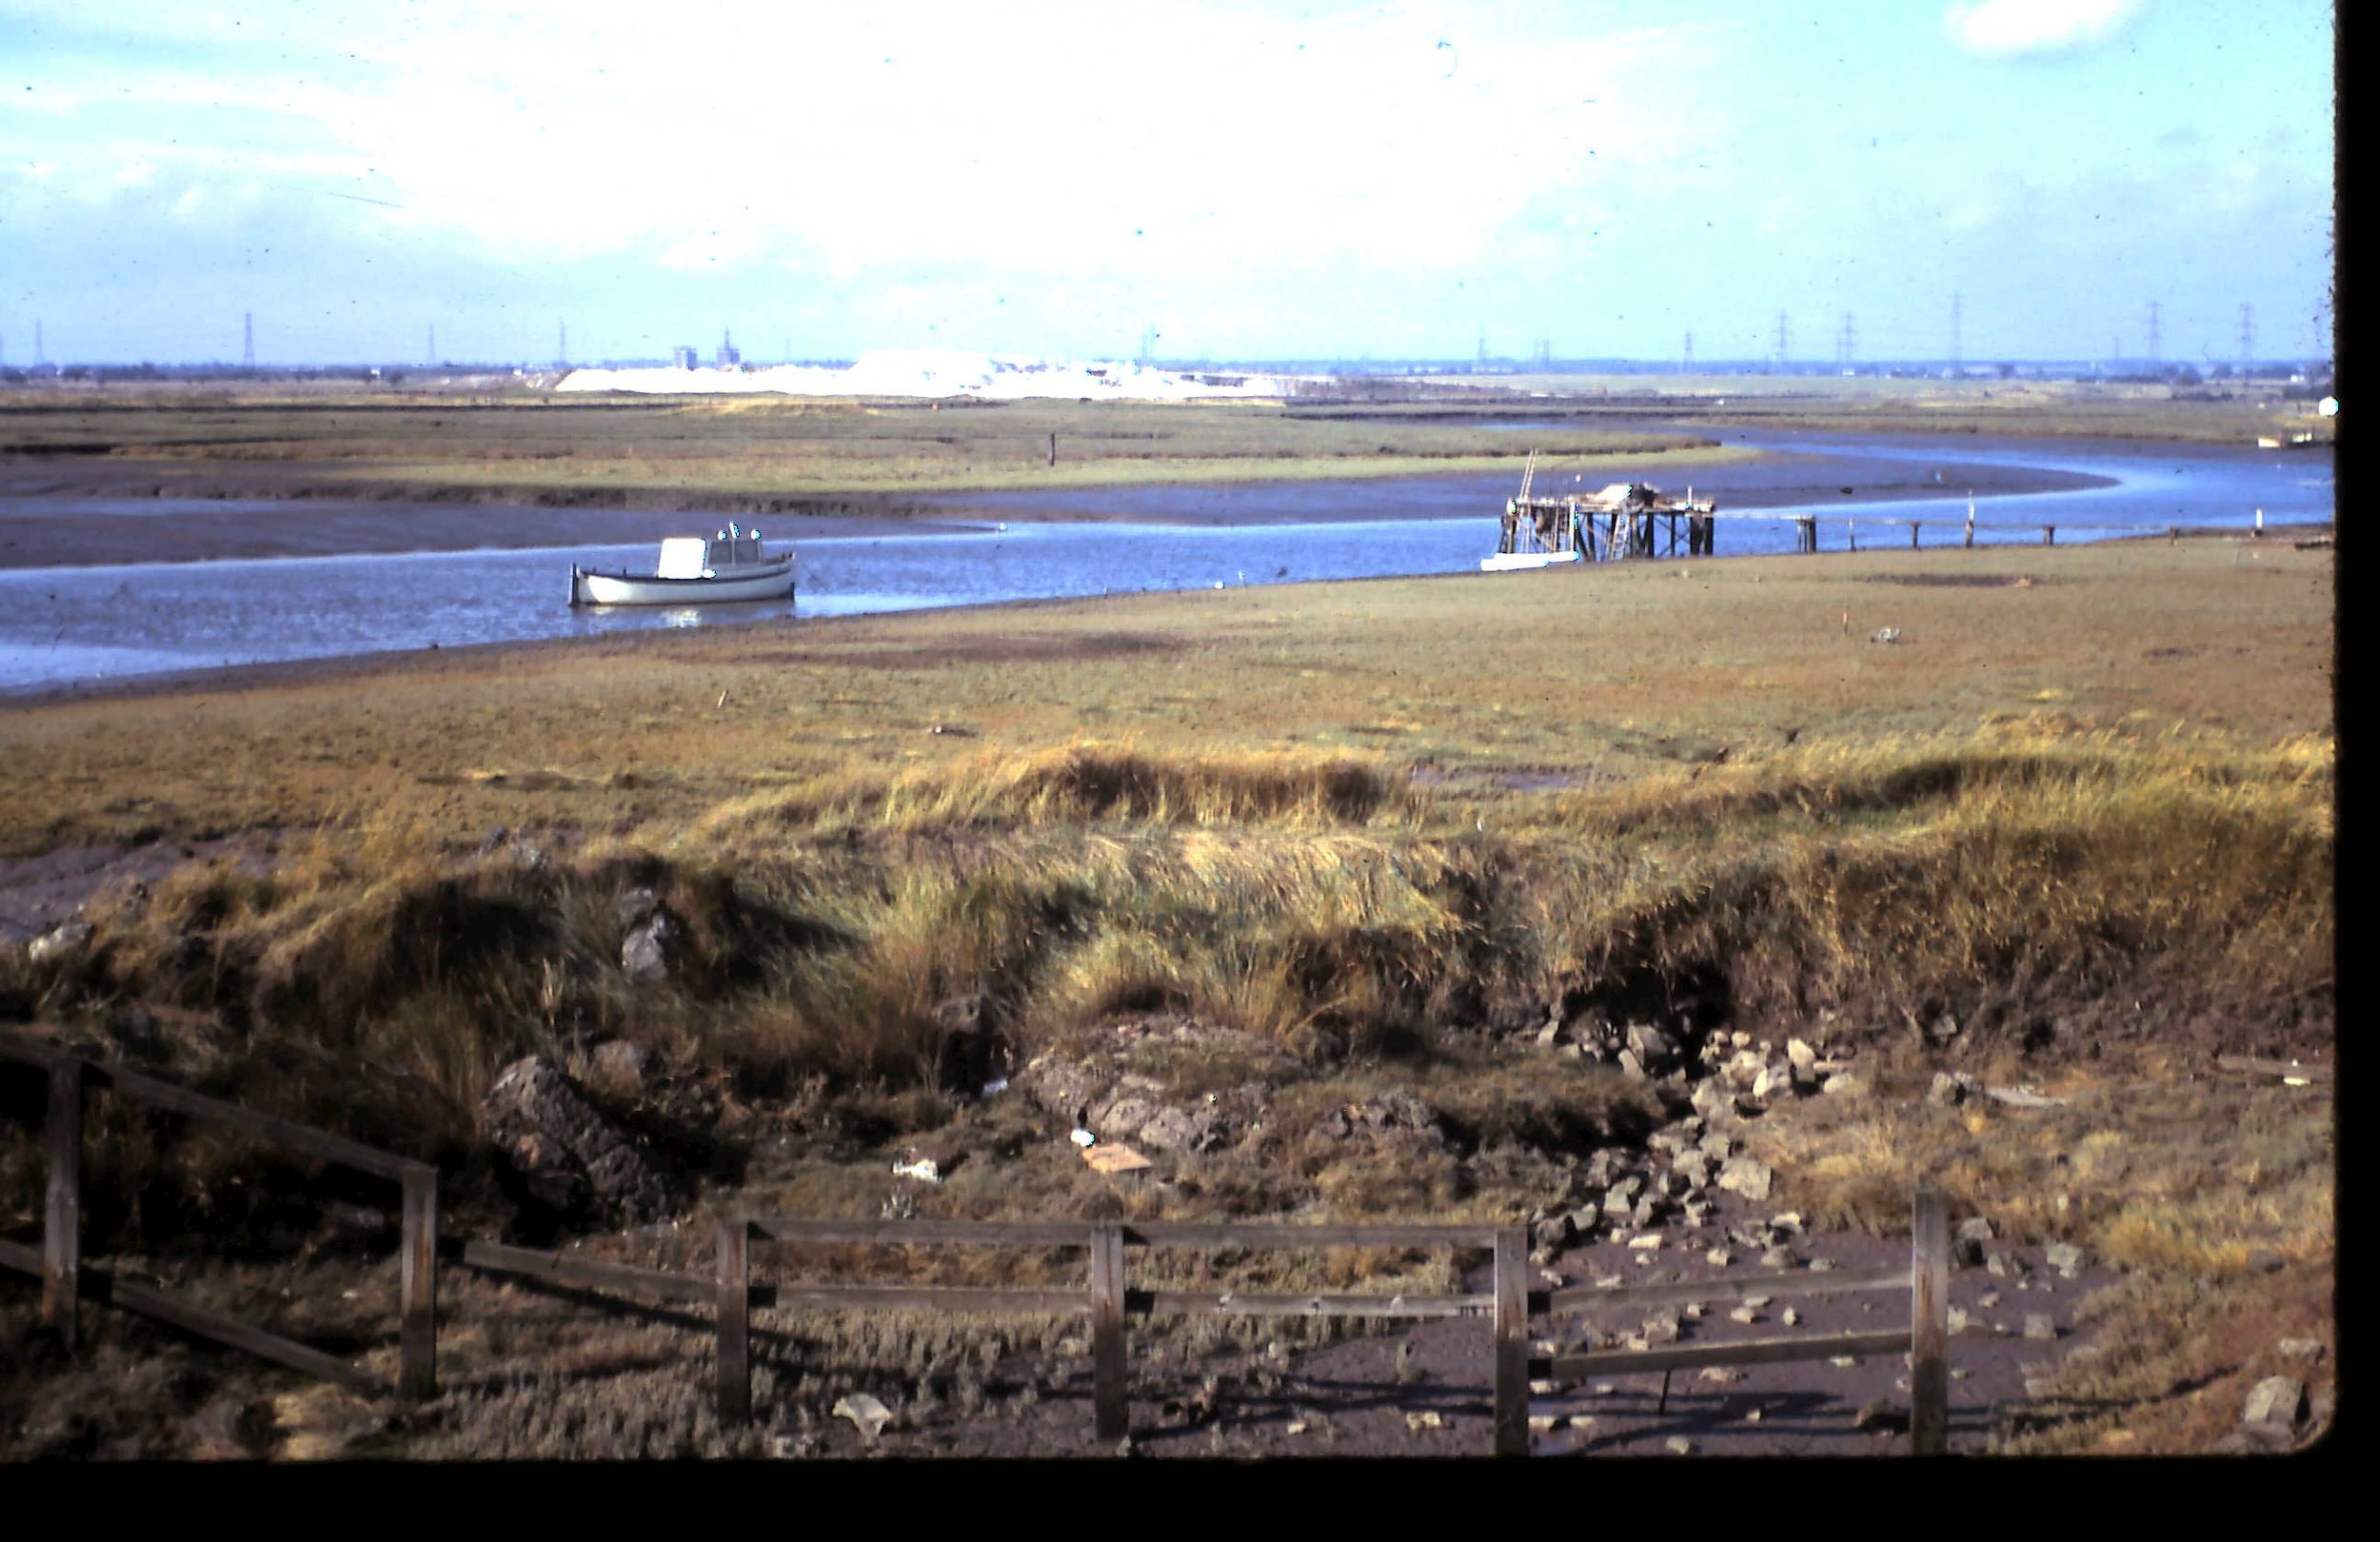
2023 1315 2058 1341
1868 626 1902 644
1716 1156 1773 1202
2045 1241 2086 1276
1853 1397 1909 1433
2242 1375 2306 1432
480 1056 676 1230
1984 1083 2069 1109
2248 1248 2287 1275
1528 1414 1566 1433
892 1141 965 1183
1927 1072 1970 1107
1665 1435 1696 1454
1404 1411 1443 1432
26 920 94 965
620 908 679 984
2277 1338 2328 1363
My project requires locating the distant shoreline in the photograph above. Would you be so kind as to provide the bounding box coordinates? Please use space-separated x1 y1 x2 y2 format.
0 430 2149 569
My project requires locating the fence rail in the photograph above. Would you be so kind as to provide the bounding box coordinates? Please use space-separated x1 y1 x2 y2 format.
0 1032 439 1399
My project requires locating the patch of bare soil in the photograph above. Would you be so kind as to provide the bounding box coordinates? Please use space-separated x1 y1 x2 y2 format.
0 836 275 945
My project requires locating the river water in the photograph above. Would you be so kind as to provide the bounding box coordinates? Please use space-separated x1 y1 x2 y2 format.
0 430 2331 694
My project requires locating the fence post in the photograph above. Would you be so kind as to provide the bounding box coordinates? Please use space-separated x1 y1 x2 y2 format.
43 1058 83 1350
1493 1226 1528 1456
399 1166 438 1400
1091 1222 1129 1445
1911 1190 1950 1454
717 1218 750 1427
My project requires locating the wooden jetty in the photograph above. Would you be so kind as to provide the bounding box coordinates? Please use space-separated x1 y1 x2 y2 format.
1497 459 2207 561
1496 458 1718 566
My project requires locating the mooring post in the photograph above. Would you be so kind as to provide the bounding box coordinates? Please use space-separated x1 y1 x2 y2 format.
1047 433 1057 467
1493 1226 1529 1456
1911 1189 1950 1455
399 1167 438 1399
1849 523 1858 552
1910 523 1920 550
2043 525 2056 545
716 1218 750 1426
43 1058 83 1350
1091 1222 1129 1445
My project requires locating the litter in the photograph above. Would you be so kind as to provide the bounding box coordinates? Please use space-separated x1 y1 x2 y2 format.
832 1394 893 1440
1069 1128 1098 1148
1082 1142 1153 1174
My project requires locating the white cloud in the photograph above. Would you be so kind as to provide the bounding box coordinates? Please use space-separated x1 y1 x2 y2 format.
3 2 1732 278
1943 0 2146 57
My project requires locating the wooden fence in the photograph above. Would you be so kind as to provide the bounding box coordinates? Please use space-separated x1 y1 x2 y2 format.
0 1033 438 1399
692 1199 1950 1455
4 1034 1953 1454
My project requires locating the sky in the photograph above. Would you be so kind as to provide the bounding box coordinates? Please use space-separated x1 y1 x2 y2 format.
0 0 2337 366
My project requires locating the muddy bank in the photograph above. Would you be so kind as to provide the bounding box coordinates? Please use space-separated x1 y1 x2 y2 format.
0 427 2123 567
919 446 2113 528
0 488 962 571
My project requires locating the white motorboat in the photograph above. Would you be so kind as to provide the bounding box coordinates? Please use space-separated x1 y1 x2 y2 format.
569 526 797 606
1479 549 1583 572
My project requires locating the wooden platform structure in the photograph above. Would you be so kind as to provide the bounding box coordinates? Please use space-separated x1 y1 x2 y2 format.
1501 480 1720 563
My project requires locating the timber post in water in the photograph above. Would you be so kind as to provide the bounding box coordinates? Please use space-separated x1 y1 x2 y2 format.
1048 433 1058 467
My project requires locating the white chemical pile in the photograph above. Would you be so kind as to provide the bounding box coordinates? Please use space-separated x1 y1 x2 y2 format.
557 350 1303 400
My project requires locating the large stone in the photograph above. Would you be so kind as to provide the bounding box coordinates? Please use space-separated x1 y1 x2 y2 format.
481 1056 675 1230
2045 1241 2087 1276
1852 1398 1909 1433
2242 1375 2306 1432
621 908 680 984
1716 1156 1774 1202
1624 1022 1679 1073
1927 1072 1968 1107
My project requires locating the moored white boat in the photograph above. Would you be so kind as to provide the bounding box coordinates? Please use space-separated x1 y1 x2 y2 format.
1479 550 1583 572
569 527 797 606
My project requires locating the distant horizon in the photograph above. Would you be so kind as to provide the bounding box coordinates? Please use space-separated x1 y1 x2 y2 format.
0 349 2333 376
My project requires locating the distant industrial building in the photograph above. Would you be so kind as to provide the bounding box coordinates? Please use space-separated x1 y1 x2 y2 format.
716 328 741 368
671 345 700 369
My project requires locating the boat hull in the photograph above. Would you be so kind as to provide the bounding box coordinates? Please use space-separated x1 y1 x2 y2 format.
1479 550 1582 572
570 559 797 606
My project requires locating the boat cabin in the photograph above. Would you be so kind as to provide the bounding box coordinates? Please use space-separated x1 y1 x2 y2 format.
656 530 771 578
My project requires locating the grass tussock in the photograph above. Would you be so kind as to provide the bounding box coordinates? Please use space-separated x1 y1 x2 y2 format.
695 741 1404 840
10 723 2330 1150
